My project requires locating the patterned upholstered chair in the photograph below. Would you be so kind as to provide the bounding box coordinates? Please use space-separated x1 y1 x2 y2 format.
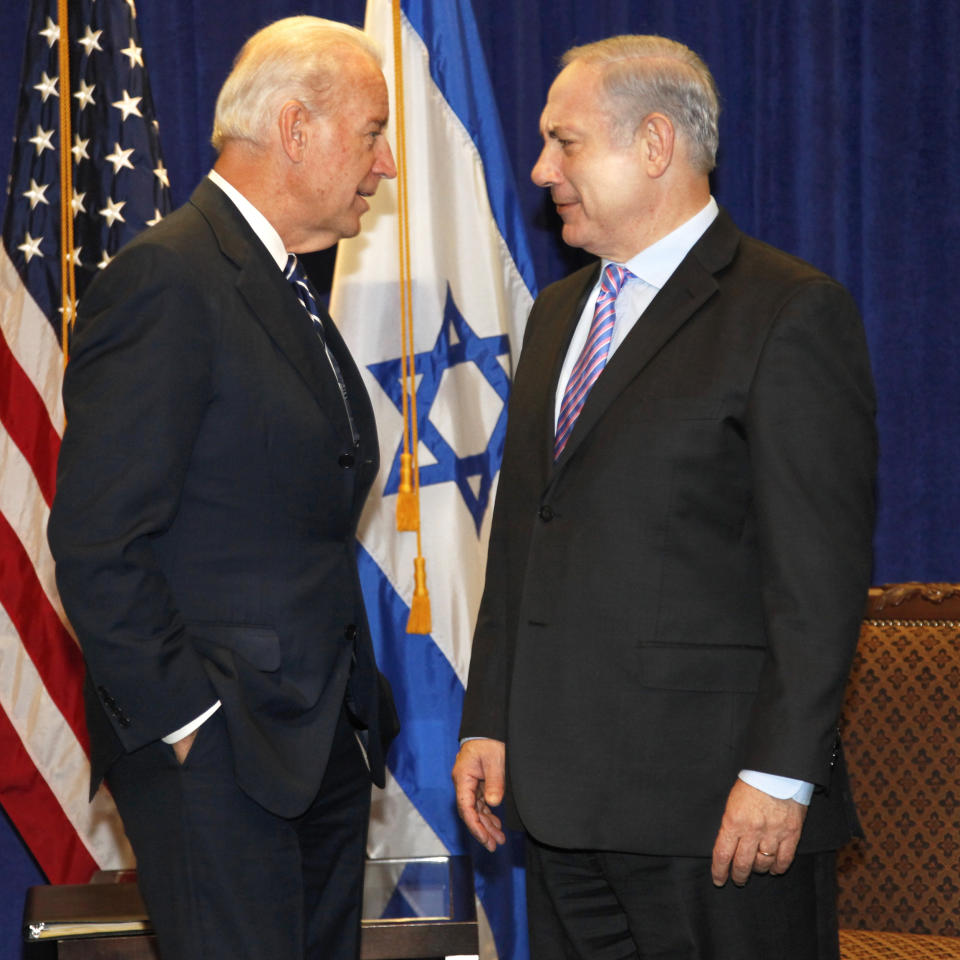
837 583 960 958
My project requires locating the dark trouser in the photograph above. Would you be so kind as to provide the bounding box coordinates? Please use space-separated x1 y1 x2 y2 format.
525 835 839 960
107 705 370 960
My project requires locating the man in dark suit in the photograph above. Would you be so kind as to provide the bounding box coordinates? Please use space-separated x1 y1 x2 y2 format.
48 16 397 960
453 34 876 959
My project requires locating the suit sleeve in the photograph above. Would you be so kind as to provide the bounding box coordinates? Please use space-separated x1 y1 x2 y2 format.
48 241 219 752
741 278 877 785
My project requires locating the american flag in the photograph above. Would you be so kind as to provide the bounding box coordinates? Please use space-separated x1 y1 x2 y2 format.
0 0 171 883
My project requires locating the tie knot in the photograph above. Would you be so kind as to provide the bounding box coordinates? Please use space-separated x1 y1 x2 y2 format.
600 263 632 300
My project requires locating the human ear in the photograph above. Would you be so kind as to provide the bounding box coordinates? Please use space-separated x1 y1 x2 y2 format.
641 113 675 177
278 100 308 162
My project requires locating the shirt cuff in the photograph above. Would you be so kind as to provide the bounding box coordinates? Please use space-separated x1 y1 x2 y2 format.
161 701 221 744
738 769 814 805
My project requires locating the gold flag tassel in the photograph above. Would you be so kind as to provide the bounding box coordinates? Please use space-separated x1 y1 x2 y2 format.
407 555 431 635
391 0 431 635
58 0 76 368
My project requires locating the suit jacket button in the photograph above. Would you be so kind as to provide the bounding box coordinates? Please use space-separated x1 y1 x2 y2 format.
338 453 355 469
538 505 554 522
344 624 358 642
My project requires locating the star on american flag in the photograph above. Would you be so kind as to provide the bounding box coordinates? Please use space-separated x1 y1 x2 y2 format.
77 25 104 56
111 89 143 120
22 178 51 209
120 39 144 68
104 141 135 172
38 16 59 46
28 125 55 155
33 70 59 102
71 134 90 162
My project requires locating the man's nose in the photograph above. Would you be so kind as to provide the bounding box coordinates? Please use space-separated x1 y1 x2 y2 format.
531 146 555 187
376 138 397 180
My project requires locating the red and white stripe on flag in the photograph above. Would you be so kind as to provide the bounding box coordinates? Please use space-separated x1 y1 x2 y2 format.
0 245 133 882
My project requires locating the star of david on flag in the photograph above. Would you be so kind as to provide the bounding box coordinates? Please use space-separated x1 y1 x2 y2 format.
370 285 511 535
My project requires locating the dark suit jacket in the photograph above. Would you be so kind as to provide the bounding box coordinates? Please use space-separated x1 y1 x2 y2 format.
49 178 395 819
460 209 876 857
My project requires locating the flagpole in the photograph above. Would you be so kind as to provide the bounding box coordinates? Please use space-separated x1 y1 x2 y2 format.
56 0 76 367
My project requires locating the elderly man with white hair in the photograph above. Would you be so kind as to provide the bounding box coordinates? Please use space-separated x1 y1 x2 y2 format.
49 17 397 960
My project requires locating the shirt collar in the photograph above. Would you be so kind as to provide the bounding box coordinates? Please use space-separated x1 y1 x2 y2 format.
207 169 288 271
609 196 719 290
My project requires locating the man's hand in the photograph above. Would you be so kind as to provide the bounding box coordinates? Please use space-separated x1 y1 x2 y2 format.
171 730 197 765
452 739 507 852
711 778 807 886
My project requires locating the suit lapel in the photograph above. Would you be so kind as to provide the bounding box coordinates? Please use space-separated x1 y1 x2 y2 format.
189 179 358 448
234 261 358 447
553 211 740 470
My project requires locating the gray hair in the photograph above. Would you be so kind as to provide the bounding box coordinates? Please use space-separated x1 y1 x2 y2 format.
211 16 382 152
562 35 720 174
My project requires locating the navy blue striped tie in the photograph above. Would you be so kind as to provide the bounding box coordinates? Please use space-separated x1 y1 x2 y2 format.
554 263 633 459
284 254 358 445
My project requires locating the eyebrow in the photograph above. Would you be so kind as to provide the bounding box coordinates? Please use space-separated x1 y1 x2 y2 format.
542 122 576 140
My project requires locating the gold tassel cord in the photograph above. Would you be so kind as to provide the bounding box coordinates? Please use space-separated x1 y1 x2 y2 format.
391 0 431 635
392 0 418 532
57 0 76 367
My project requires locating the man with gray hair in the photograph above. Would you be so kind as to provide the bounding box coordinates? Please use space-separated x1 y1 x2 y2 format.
454 34 875 958
49 16 397 960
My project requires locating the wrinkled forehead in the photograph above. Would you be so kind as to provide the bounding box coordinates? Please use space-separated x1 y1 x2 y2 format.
539 61 606 133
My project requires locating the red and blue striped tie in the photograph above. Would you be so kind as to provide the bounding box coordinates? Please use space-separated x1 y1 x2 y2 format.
554 263 633 459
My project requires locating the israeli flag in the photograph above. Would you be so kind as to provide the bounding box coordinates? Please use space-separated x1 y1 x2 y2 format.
330 0 536 957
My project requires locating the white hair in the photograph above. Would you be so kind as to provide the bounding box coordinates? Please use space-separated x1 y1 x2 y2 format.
562 34 720 174
211 16 382 151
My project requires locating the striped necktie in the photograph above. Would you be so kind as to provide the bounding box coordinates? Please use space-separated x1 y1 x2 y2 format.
284 253 358 445
554 263 633 459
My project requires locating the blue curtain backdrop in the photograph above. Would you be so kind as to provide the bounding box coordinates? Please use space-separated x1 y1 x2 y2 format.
1 1 957 956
